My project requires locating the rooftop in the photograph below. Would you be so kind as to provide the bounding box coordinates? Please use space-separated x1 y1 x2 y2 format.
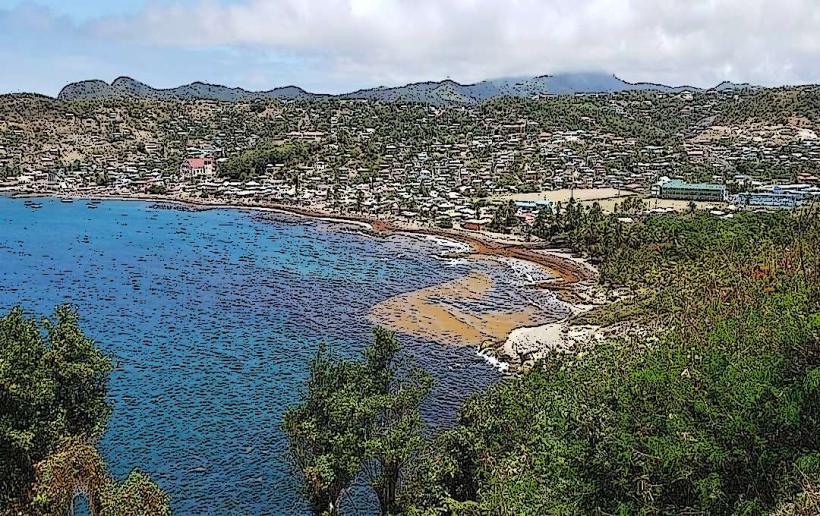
661 179 725 191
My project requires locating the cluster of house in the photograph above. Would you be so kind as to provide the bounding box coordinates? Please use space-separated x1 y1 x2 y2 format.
1 94 818 227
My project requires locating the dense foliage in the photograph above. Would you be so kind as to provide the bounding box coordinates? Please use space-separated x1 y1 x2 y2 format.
0 305 169 514
220 142 311 180
29 438 170 516
0 305 111 506
283 328 432 515
487 200 521 233
401 208 819 514
98 469 171 516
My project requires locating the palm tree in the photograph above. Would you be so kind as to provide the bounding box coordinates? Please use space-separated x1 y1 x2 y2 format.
356 190 365 213
470 198 485 220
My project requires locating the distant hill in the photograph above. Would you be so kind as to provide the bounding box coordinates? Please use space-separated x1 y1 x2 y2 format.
57 73 758 104
58 77 324 103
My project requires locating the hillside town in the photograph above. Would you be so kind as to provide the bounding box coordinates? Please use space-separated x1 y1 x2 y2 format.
1 87 818 230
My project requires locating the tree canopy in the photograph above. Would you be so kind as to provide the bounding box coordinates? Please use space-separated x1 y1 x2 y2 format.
219 142 311 181
283 328 432 515
0 305 169 514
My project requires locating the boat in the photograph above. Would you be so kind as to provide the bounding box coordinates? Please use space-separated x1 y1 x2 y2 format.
86 203 98 209
26 202 43 209
60 198 74 203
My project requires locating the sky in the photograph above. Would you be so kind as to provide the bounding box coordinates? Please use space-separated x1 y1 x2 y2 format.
2 0 820 96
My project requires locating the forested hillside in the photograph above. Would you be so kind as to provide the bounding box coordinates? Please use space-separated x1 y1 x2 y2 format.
405 208 820 514
285 208 819 515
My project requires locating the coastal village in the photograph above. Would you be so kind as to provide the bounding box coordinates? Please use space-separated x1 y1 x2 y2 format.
4 83 816 376
3 0 820 510
0 87 819 233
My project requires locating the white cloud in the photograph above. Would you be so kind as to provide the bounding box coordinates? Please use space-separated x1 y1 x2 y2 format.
87 0 820 88
3 0 820 94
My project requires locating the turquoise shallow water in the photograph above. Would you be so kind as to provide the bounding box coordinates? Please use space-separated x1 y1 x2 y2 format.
0 196 560 514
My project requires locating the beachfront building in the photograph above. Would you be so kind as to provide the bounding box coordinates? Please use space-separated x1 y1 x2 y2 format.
655 178 726 202
179 157 215 182
462 219 491 231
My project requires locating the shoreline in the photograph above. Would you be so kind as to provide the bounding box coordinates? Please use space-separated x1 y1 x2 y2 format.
9 190 597 284
6 189 602 372
480 280 616 372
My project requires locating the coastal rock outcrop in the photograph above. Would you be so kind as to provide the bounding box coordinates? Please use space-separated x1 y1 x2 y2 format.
487 281 634 372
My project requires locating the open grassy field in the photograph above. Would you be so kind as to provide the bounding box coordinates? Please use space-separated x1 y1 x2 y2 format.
496 188 635 204
495 189 730 213
643 197 729 212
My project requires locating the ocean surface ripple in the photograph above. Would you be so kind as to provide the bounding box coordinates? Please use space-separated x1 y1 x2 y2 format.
0 197 555 514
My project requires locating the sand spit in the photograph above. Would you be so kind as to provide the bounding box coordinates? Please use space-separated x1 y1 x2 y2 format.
369 270 546 347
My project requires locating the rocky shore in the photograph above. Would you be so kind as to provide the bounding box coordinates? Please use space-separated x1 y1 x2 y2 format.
479 280 630 372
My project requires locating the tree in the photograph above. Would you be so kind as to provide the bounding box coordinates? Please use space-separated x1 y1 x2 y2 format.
220 142 310 181
45 306 113 438
564 197 582 231
147 184 168 195
488 200 519 234
1 305 112 507
531 205 553 239
283 329 433 515
356 190 365 213
1 306 167 514
29 438 170 516
291 168 302 196
99 469 171 516
363 329 432 515
469 198 485 220
30 438 109 515
282 343 371 514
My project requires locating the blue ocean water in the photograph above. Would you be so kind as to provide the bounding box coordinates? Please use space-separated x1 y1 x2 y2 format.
0 196 518 514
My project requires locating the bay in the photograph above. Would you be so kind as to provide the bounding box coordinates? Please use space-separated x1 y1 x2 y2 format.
0 196 511 514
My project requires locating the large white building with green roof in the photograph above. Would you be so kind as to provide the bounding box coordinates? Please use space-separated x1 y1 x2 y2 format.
656 179 726 202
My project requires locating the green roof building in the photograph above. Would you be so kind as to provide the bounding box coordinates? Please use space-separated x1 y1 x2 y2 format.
658 179 726 202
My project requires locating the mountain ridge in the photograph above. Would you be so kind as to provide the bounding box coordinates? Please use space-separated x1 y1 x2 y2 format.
57 72 758 104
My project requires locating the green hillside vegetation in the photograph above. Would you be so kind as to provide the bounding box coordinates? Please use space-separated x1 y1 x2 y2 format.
0 306 169 515
219 142 311 181
398 207 819 514
285 208 819 515
718 86 820 126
